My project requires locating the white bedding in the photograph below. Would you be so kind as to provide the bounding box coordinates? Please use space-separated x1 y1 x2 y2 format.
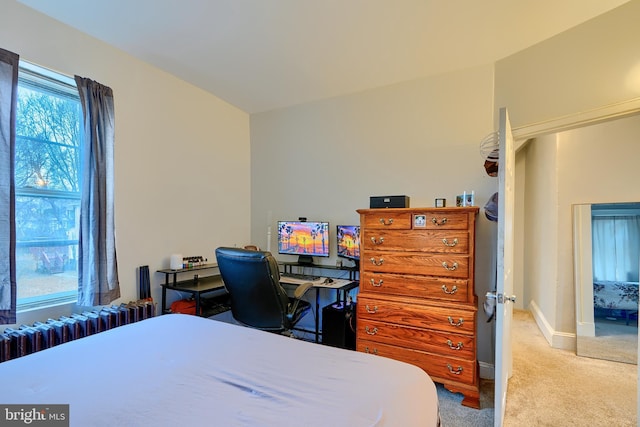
593 280 639 310
0 314 439 427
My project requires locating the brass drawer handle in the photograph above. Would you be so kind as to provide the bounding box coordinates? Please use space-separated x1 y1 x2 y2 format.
431 217 448 226
365 305 378 314
365 326 378 335
364 347 378 355
378 218 394 226
442 238 458 247
370 257 384 266
441 284 458 294
446 340 464 350
448 316 464 327
442 261 458 271
370 236 385 245
369 278 383 287
447 364 463 375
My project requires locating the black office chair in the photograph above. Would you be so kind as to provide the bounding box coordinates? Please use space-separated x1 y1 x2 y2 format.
215 247 313 335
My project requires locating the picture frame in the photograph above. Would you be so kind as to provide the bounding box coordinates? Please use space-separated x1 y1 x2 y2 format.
413 214 427 228
435 198 446 208
456 192 474 207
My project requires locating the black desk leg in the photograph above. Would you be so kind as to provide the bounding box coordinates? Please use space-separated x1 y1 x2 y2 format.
315 288 320 343
162 286 168 314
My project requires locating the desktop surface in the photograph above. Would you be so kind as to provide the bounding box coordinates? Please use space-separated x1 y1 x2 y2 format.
279 274 355 289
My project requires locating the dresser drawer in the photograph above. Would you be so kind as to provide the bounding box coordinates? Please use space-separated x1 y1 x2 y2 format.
357 319 475 359
363 251 469 278
357 339 477 385
362 229 469 253
360 272 469 302
357 295 476 335
361 212 412 230
423 212 469 230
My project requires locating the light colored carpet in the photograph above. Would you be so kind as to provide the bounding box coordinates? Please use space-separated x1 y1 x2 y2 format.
504 309 637 426
577 317 637 364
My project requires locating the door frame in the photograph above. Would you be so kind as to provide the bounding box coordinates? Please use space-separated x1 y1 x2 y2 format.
512 97 640 142
500 96 640 426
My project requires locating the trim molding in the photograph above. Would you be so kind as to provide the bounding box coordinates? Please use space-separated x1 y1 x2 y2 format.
479 361 495 380
513 96 640 141
529 300 576 352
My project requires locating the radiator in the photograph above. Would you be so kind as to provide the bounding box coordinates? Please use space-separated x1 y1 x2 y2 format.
0 300 155 363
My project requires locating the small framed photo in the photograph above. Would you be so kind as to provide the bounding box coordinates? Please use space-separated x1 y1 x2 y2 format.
456 193 474 207
435 198 446 208
413 214 427 228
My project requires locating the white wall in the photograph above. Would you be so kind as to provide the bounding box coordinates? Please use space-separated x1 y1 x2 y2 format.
495 0 640 349
495 0 640 130
513 147 527 310
521 135 560 342
250 65 499 366
556 114 640 330
1 2 251 325
249 0 640 363
520 113 640 349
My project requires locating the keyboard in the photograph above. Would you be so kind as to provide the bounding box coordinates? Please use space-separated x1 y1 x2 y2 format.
281 272 321 281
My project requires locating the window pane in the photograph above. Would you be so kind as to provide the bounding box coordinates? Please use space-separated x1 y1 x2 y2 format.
15 87 80 192
15 63 81 309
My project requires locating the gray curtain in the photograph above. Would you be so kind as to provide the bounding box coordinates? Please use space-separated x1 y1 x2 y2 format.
75 76 120 306
0 48 18 324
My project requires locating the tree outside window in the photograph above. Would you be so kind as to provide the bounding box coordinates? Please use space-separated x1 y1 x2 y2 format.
14 63 81 309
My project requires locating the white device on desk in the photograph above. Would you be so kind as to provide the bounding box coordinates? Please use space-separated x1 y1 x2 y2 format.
313 278 353 288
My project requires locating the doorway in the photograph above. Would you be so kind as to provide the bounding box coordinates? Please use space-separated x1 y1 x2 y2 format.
509 110 640 424
574 202 640 364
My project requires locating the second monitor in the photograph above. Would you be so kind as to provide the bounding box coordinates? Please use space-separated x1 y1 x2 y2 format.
336 225 360 269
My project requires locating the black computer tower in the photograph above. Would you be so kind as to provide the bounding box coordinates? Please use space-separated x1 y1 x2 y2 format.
321 302 356 350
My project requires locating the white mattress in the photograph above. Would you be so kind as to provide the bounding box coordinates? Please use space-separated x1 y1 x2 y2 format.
0 314 439 427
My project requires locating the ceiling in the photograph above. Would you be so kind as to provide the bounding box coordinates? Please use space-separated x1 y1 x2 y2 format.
19 0 630 114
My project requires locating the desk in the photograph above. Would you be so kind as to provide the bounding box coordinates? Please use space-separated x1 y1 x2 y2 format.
278 262 358 343
157 263 219 286
280 262 359 281
280 277 359 343
158 267 227 316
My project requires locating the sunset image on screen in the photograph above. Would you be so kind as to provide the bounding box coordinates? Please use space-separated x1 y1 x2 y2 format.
278 222 329 256
337 226 360 259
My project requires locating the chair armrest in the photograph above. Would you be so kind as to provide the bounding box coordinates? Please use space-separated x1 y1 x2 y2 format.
288 282 314 318
293 282 314 299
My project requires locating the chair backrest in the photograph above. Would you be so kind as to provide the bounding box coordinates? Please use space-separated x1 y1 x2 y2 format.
215 247 290 331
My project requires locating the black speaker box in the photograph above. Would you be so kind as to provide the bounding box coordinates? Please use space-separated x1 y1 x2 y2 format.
369 195 410 209
322 302 356 350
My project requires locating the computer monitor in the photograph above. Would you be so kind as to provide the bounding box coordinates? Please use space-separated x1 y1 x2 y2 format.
336 225 360 268
277 221 329 264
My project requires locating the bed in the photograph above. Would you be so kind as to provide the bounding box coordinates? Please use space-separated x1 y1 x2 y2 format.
0 314 439 426
593 280 638 324
593 280 639 310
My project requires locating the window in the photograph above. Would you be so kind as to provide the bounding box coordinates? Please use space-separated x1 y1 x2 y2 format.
15 62 81 310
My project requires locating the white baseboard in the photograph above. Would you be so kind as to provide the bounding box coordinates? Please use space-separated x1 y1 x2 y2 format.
529 300 576 351
479 361 494 380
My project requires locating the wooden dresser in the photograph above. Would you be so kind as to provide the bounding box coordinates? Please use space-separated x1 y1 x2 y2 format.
356 207 480 408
